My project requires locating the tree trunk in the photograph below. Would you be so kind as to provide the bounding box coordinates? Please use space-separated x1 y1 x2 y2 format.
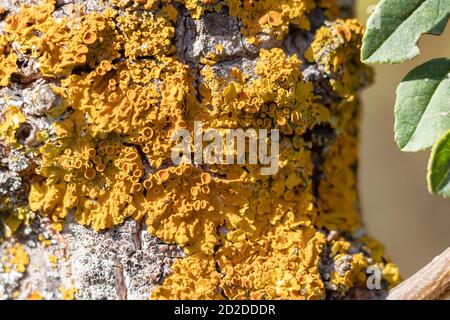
0 0 399 300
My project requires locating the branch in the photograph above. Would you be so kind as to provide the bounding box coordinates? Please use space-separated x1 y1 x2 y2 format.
387 247 450 300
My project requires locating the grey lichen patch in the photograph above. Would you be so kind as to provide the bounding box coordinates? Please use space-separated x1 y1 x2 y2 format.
0 265 25 299
0 148 29 193
0 79 60 237
0 216 69 300
335 254 353 276
53 0 107 20
190 12 244 61
0 217 185 300
210 57 257 80
0 0 42 14
0 147 34 237
176 8 279 70
62 218 184 300
0 81 58 147
0 81 61 116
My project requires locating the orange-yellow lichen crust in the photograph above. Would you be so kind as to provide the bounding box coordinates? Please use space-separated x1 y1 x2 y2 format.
0 34 17 87
0 0 400 299
1 243 30 273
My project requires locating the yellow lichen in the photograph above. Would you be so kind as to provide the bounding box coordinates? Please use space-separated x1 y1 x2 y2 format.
0 106 26 144
177 0 336 43
60 287 77 300
0 0 400 299
330 253 368 291
27 292 44 300
1 244 29 273
4 3 120 79
0 34 17 87
48 254 58 267
3 206 34 237
382 263 401 288
316 98 362 232
115 6 177 59
309 19 373 98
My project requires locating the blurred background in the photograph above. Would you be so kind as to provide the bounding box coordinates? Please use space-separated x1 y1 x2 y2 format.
356 0 450 278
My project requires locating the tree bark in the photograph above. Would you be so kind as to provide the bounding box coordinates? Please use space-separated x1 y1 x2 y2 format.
0 0 399 300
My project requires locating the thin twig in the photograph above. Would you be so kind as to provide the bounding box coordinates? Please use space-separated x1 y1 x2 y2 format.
387 247 450 300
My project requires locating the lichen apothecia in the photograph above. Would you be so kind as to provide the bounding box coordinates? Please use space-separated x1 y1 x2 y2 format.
0 0 400 300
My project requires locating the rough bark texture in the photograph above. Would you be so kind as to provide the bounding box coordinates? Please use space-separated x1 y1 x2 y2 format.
0 0 400 300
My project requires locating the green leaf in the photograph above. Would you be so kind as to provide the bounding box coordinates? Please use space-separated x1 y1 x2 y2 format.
361 0 450 64
394 58 450 151
428 130 450 197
